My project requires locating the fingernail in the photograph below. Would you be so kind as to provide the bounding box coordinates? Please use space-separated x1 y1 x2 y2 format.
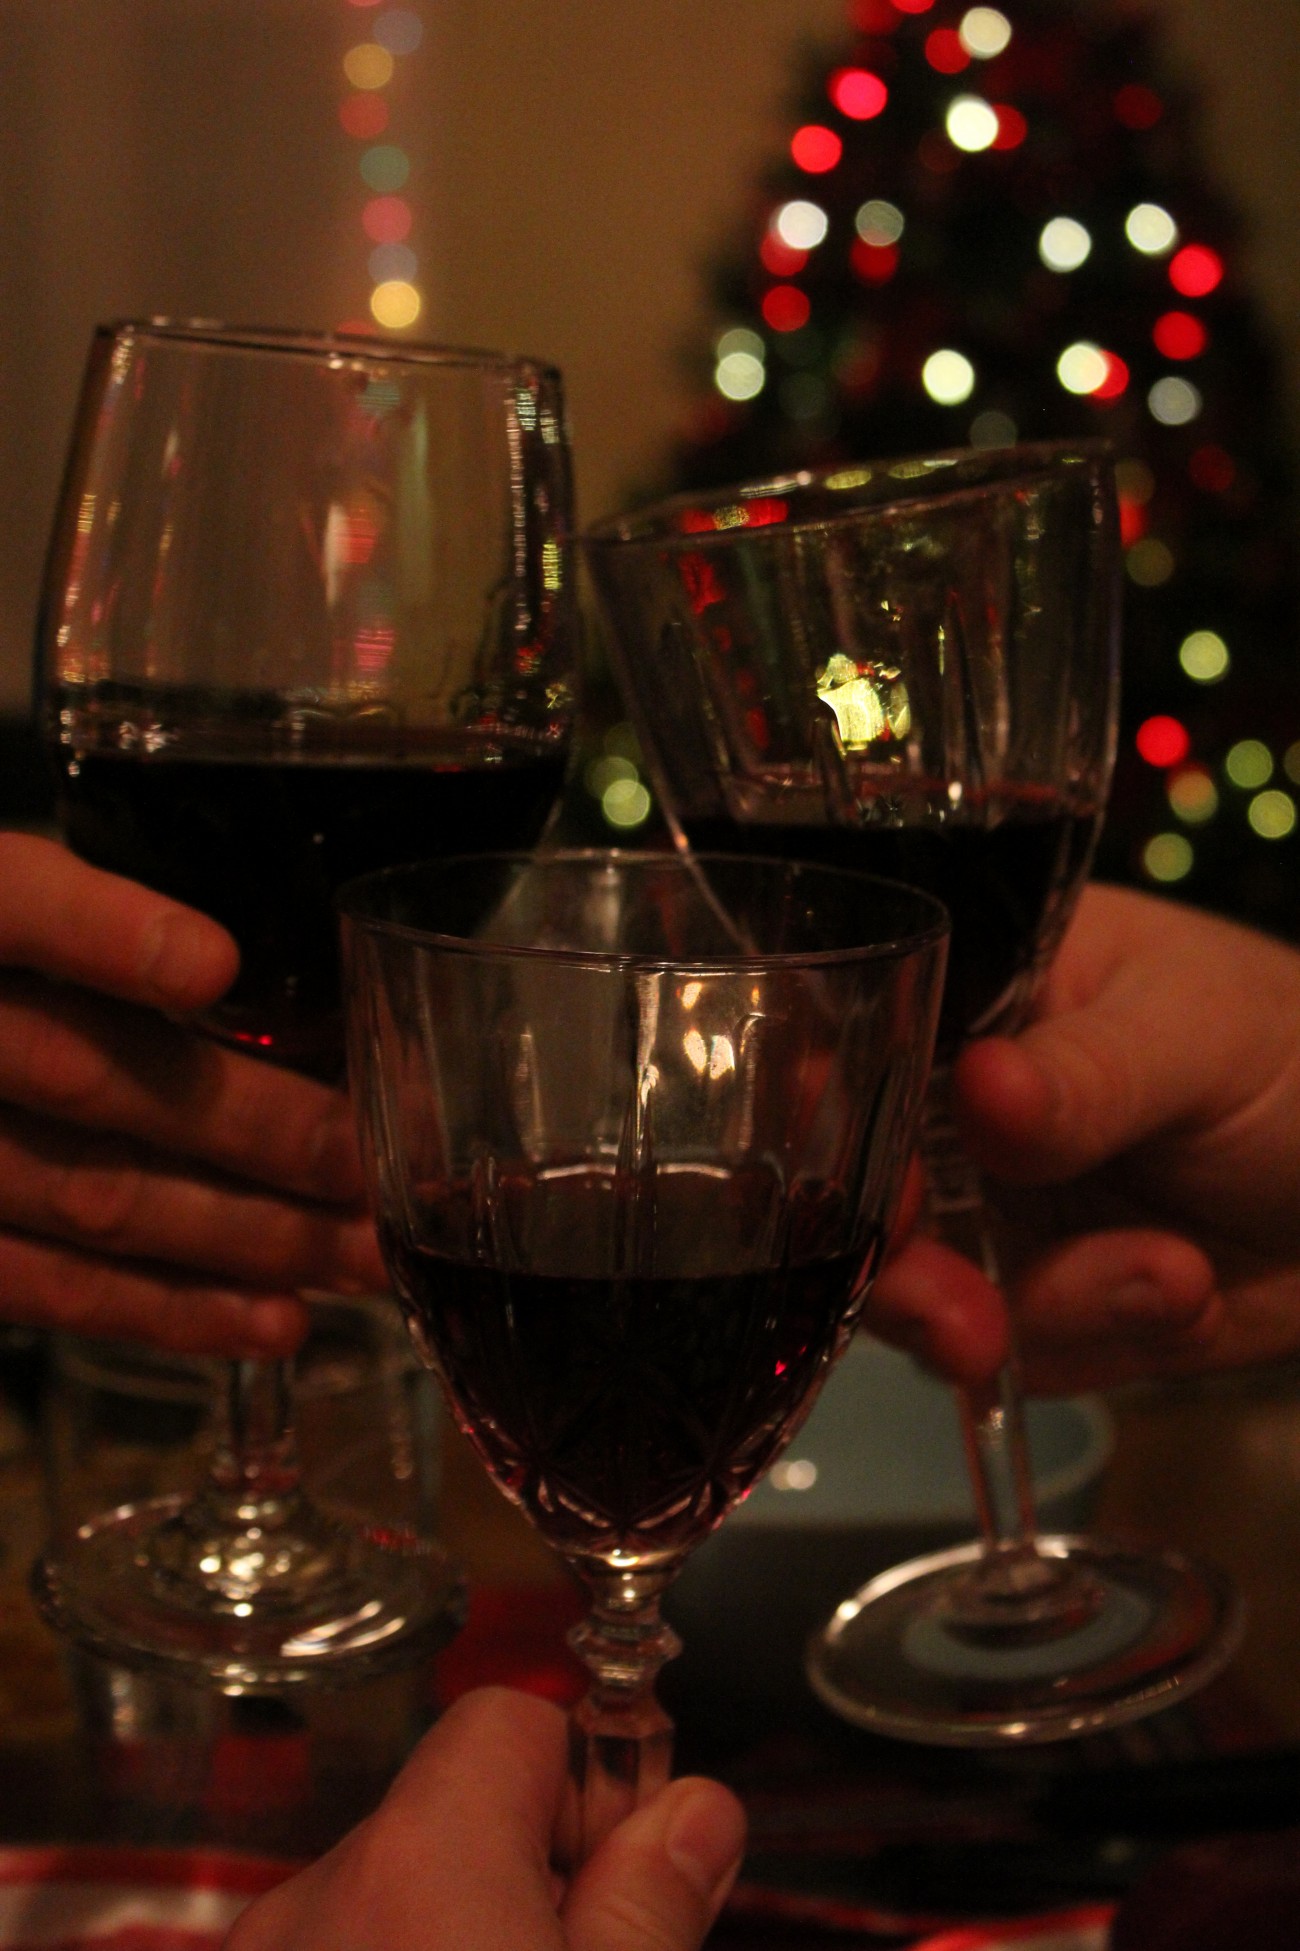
141 910 228 1007
664 1785 747 1912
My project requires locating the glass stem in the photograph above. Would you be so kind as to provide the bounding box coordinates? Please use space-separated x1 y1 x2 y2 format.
207 1357 303 1524
560 1569 681 1870
922 1069 1044 1585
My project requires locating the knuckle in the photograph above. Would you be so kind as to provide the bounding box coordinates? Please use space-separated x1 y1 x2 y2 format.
11 1010 114 1118
48 1159 148 1246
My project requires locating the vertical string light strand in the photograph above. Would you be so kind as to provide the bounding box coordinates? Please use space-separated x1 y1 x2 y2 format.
338 0 426 334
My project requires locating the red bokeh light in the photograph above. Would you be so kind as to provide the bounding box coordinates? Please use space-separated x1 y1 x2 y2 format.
1189 444 1236 493
1136 716 1191 768
790 124 843 173
1093 352 1130 400
991 104 1028 150
1119 498 1148 547
1153 310 1209 360
892 0 936 13
850 238 899 284
760 232 808 276
1113 83 1163 129
1169 245 1224 298
830 67 889 118
850 0 898 30
362 196 412 244
339 93 389 138
761 284 812 332
924 27 969 72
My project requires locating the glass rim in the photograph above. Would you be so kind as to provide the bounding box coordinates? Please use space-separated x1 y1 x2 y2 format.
583 437 1114 555
337 847 950 971
95 317 562 385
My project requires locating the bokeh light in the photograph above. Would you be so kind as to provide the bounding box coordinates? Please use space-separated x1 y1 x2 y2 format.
716 326 765 361
969 408 1017 447
1169 244 1223 296
855 198 905 245
945 95 999 151
360 144 410 191
1056 341 1108 395
1114 84 1163 129
602 776 653 830
830 68 889 118
362 195 412 243
991 105 1028 149
1148 376 1202 426
1168 767 1218 825
370 279 421 329
922 348 976 403
1178 629 1229 682
715 351 766 401
369 242 417 283
343 42 395 89
774 200 829 250
926 28 970 73
1136 715 1190 767
851 238 899 282
1153 311 1208 360
1143 834 1193 883
1039 217 1091 271
959 7 1012 56
1248 790 1297 840
1189 444 1236 493
762 285 812 332
373 7 423 54
1225 739 1273 789
791 125 843 172
1125 202 1178 255
1126 538 1175 586
339 93 389 137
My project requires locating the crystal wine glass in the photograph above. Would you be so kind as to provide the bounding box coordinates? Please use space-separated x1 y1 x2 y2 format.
339 848 947 1859
32 319 575 1687
585 442 1242 1743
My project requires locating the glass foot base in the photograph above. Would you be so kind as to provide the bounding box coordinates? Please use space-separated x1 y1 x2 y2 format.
32 1494 467 1690
806 1533 1244 1745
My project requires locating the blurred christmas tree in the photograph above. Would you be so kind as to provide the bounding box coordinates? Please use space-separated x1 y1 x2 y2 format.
661 0 1300 936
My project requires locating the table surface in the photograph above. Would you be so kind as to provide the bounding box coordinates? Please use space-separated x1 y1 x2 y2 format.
1 1353 1298 1943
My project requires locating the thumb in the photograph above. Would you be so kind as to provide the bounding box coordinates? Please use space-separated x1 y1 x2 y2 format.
562 1777 746 1951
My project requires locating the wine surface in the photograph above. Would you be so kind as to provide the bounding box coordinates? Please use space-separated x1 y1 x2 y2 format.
684 791 1096 1054
55 748 567 1079
390 1165 879 1573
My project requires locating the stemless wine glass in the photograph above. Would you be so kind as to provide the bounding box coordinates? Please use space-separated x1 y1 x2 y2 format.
585 442 1243 1743
339 849 947 1859
32 320 575 1687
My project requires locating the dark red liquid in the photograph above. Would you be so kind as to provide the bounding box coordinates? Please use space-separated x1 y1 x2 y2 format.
684 791 1097 1055
389 1165 879 1572
54 748 567 1079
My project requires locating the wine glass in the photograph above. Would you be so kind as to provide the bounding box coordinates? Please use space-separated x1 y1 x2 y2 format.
584 442 1243 1744
31 319 575 1688
339 848 948 1859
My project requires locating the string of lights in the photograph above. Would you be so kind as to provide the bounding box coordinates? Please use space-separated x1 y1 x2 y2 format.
673 0 1298 937
338 0 426 334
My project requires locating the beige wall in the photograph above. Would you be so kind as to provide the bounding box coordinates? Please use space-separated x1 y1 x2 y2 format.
1 0 1296 710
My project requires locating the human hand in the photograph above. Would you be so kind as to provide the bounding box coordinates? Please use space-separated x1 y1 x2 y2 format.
871 883 1300 1391
0 832 386 1358
224 1686 746 1951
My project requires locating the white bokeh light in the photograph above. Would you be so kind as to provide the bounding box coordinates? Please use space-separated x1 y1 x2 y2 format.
855 198 905 246
1125 202 1178 255
1056 342 1109 394
774 199 829 250
1039 217 1092 271
946 95 1000 152
715 352 765 401
922 349 976 404
959 6 1012 56
1148 375 1202 425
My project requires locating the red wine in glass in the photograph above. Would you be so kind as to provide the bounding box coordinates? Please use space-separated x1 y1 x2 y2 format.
55 737 568 1079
